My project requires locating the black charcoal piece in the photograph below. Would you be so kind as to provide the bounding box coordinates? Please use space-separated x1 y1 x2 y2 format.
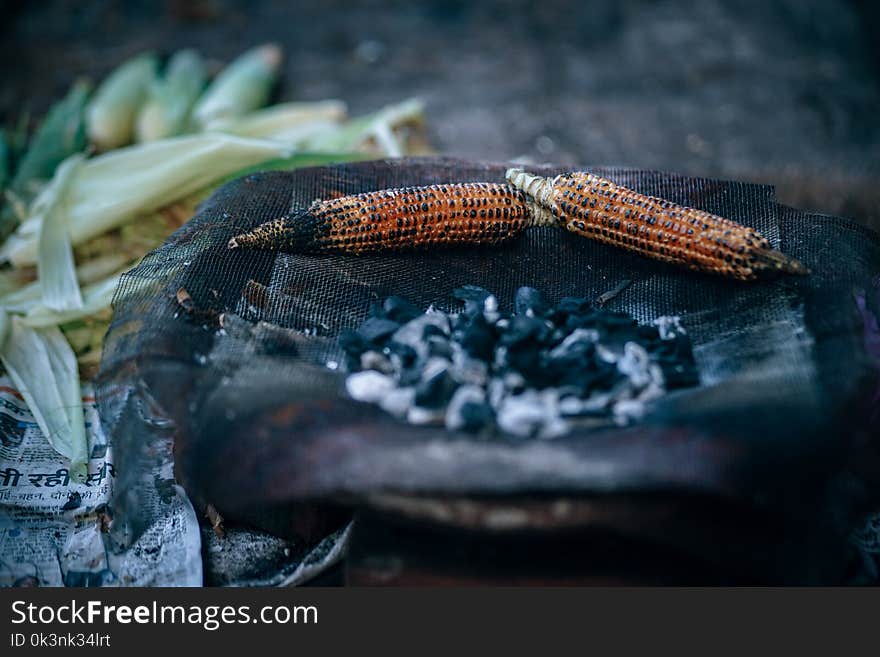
427 334 453 359
357 317 401 343
382 295 422 323
458 401 493 432
338 329 369 357
500 316 551 347
453 284 492 316
514 286 547 317
446 385 493 433
414 360 457 408
460 314 495 360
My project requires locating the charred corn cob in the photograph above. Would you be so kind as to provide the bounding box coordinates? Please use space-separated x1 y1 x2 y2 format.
507 168 808 281
228 182 555 253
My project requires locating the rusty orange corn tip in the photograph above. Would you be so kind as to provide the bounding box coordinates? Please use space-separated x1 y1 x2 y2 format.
227 182 555 254
506 168 809 281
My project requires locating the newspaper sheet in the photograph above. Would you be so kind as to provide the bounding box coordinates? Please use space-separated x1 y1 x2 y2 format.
0 378 202 586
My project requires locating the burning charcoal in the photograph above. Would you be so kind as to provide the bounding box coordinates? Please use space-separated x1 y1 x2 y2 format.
414 358 457 408
383 295 422 323
358 317 401 344
446 385 492 433
345 370 396 403
514 286 547 317
379 386 415 418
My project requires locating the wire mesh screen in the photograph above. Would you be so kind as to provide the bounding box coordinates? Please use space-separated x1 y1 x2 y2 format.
96 157 880 583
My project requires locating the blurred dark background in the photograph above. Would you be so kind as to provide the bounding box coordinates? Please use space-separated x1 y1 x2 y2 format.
2 0 878 229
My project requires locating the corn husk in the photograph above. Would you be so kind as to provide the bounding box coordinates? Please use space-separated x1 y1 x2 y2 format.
302 98 425 155
22 273 121 328
0 133 292 266
36 154 86 311
136 49 207 142
207 100 346 141
1 84 91 241
193 44 282 128
0 313 88 480
11 80 90 189
86 53 158 151
0 254 128 313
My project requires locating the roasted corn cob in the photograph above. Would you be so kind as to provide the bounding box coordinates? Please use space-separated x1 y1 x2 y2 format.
507 168 807 280
228 182 555 253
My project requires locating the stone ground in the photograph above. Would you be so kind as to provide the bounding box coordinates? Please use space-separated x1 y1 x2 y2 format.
1 0 878 229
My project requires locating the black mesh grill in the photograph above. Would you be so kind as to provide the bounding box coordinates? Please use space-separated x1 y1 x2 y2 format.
96 157 880 583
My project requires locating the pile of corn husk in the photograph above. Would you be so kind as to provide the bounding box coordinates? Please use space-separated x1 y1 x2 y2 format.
0 44 429 478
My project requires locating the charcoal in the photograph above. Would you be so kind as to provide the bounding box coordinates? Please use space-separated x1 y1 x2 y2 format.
451 346 489 386
358 317 401 344
407 405 444 425
514 286 547 317
459 314 495 360
360 350 394 374
379 386 415 418
382 295 422 323
414 358 456 408
345 370 396 403
338 329 369 357
500 316 551 347
342 286 699 440
548 328 599 359
453 284 492 317
426 334 453 359
446 385 492 433
482 294 500 322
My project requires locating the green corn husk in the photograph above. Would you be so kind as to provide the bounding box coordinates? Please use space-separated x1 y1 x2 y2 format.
207 100 347 142
0 253 128 313
302 98 425 155
0 133 293 266
22 272 121 328
86 53 158 151
0 312 88 481
193 44 282 128
136 49 207 142
11 80 90 189
36 154 86 312
0 83 90 241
